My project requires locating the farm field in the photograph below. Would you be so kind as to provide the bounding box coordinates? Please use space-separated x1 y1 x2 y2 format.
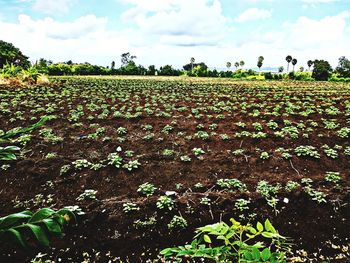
0 76 349 262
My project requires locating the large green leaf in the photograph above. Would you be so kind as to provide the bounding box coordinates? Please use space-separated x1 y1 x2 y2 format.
264 219 276 233
261 248 271 261
29 208 56 223
0 117 48 140
43 219 62 236
7 228 27 249
257 222 264 232
251 247 261 260
26 223 50 247
0 211 32 229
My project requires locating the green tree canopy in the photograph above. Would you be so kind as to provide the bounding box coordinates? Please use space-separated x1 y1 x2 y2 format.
121 52 136 66
312 60 332 81
336 56 350 78
0 40 30 68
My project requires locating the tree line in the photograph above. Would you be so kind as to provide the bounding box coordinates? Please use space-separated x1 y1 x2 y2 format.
1 40 350 81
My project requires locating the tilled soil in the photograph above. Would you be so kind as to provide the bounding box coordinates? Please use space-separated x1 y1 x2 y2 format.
0 78 349 262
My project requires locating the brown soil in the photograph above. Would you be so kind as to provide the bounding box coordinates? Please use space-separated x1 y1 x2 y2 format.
0 78 349 262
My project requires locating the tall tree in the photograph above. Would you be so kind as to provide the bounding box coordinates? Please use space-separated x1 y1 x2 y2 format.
239 60 245 68
234 62 239 69
226 62 231 71
190 57 195 71
257 56 264 71
111 61 115 70
121 52 136 66
147 65 156 75
307 60 313 71
292 58 298 72
335 56 350 78
278 66 284 73
0 40 30 68
286 55 292 72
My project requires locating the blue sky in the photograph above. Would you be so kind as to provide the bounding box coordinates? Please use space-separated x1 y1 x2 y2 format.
0 0 349 69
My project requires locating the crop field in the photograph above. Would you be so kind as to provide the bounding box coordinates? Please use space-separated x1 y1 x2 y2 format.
0 77 349 262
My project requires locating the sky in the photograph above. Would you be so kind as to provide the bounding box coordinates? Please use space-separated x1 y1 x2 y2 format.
0 0 349 69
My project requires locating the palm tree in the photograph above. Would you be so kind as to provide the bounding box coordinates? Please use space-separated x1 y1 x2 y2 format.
257 56 264 71
226 62 232 71
190 57 195 71
307 60 313 71
234 62 239 70
286 55 292 72
292 58 297 72
239 60 245 68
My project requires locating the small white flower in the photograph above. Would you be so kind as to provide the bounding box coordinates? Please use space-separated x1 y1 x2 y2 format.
283 197 289 204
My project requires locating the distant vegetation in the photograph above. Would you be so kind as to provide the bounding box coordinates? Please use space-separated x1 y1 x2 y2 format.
1 40 350 82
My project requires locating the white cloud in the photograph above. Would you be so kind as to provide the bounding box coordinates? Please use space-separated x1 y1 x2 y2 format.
121 0 231 46
32 0 74 14
0 14 129 65
235 8 272 23
17 14 107 39
0 6 349 70
242 12 350 68
282 15 347 49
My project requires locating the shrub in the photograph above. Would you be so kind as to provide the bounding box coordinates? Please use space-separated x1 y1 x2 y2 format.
264 72 273 80
161 218 291 262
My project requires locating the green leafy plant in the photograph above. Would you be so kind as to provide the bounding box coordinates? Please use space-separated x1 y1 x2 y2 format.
107 153 123 168
325 172 341 184
294 145 320 159
260 152 270 160
156 196 174 210
285 181 300 192
0 117 48 143
0 146 20 161
216 178 247 191
161 218 291 262
167 215 187 230
116 127 127 135
76 189 97 201
0 208 76 249
337 127 350 138
192 147 205 156
180 155 191 162
235 198 250 212
162 149 175 157
123 160 141 171
137 182 156 197
123 202 140 213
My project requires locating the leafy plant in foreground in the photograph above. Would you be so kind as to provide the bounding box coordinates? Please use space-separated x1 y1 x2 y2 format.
0 117 48 143
161 218 292 262
0 208 75 249
0 146 20 161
